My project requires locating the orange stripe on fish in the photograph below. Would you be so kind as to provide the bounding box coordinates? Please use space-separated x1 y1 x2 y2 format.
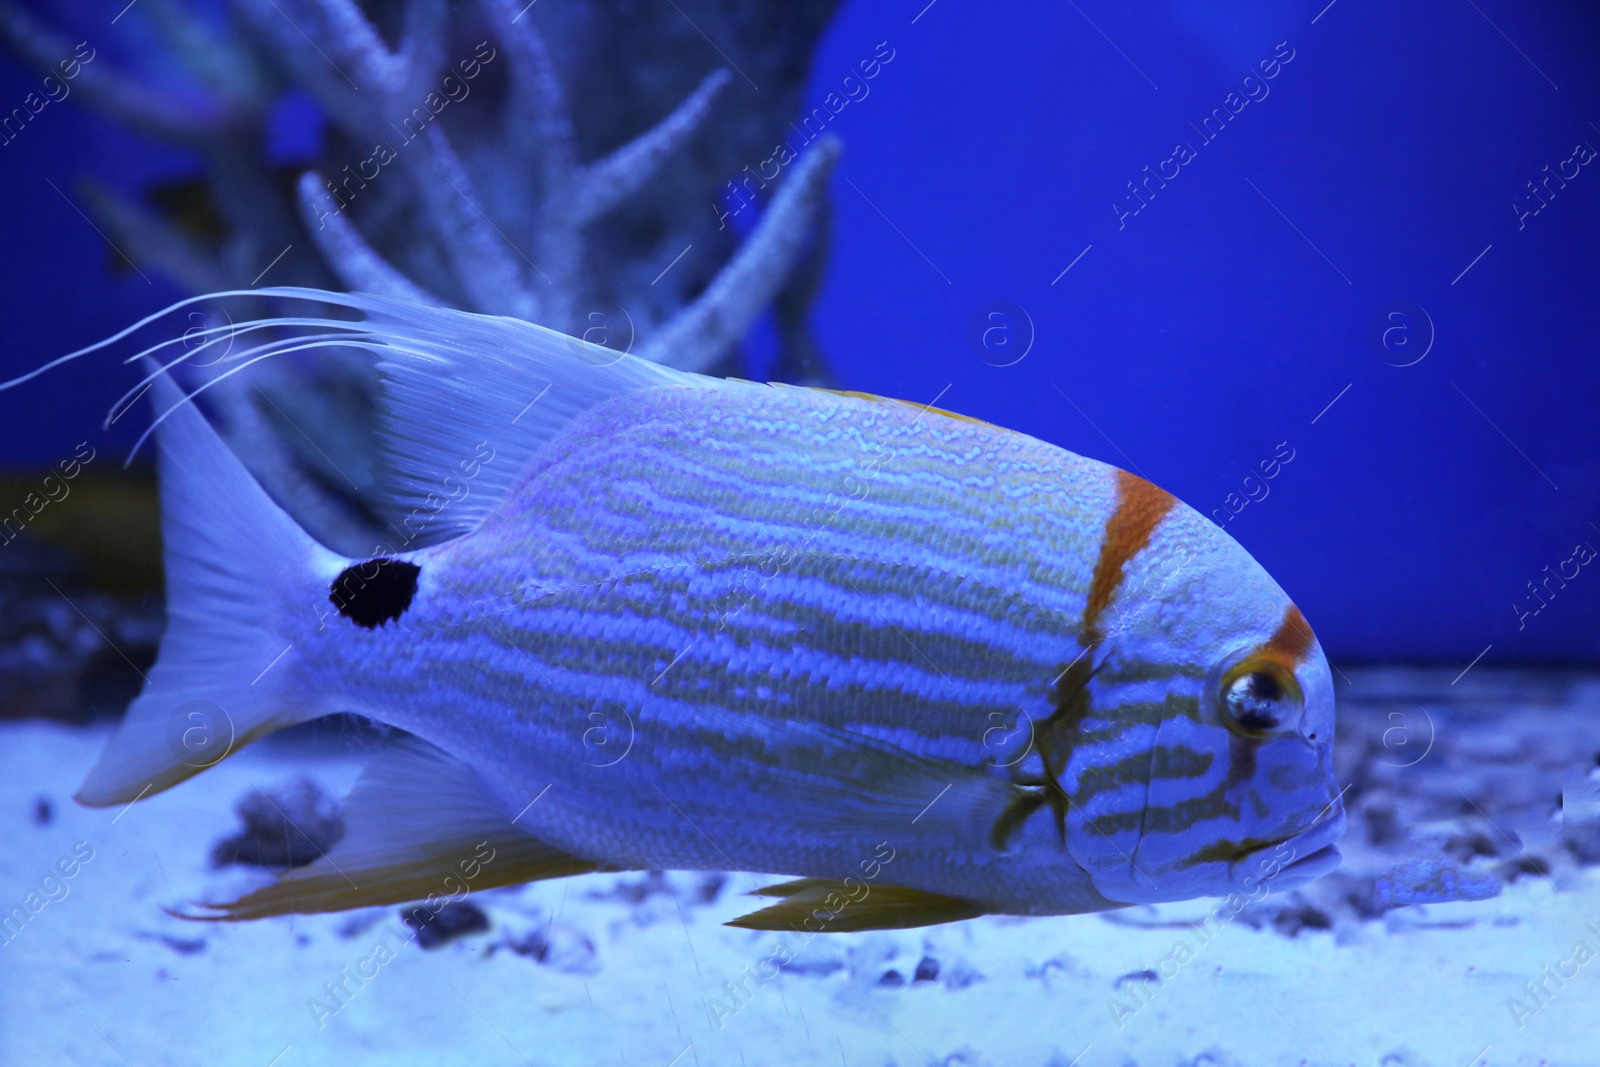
1082 469 1176 646
1258 604 1314 668
811 388 1004 430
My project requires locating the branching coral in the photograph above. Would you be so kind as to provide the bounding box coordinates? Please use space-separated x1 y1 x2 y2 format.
1 0 843 550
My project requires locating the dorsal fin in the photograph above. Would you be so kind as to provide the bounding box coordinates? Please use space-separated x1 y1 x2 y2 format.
1 286 711 550
349 291 705 547
188 736 609 920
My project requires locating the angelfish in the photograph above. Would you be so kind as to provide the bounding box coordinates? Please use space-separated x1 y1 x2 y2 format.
22 288 1344 931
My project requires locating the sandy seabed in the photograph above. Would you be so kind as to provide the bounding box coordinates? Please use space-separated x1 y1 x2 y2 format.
2 668 1598 1067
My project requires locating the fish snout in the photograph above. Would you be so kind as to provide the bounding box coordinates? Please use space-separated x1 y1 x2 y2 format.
1229 803 1347 896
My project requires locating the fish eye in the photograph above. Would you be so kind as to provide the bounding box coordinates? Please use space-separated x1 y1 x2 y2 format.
1213 656 1303 738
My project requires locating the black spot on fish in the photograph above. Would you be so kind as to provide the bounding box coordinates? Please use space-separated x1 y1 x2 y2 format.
330 558 420 629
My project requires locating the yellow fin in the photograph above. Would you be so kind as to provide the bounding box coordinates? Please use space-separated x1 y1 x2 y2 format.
727 878 985 932
188 738 607 920
196 829 600 921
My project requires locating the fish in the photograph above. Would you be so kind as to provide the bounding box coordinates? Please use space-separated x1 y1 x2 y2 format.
6 286 1345 931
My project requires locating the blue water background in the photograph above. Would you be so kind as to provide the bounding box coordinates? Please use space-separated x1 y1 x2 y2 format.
1 1 1597 664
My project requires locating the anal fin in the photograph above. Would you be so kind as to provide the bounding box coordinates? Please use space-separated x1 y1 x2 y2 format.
190 737 608 921
727 878 986 932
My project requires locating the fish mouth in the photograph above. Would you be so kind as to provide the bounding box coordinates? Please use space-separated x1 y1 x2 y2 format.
1229 806 1347 894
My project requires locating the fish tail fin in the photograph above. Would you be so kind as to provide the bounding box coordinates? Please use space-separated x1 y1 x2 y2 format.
75 368 339 808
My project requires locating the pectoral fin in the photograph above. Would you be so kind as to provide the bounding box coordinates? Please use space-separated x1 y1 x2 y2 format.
727 878 985 932
186 737 608 920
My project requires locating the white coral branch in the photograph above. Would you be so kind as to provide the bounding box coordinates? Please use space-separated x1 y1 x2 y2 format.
143 0 271 104
414 128 542 320
78 183 228 293
396 0 448 98
570 68 732 226
638 136 842 373
296 172 441 304
484 0 577 188
284 0 406 95
12 0 842 384
228 0 371 132
0 2 236 143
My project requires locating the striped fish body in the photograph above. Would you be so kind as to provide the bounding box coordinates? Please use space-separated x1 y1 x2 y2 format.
56 289 1344 925
298 380 1338 916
